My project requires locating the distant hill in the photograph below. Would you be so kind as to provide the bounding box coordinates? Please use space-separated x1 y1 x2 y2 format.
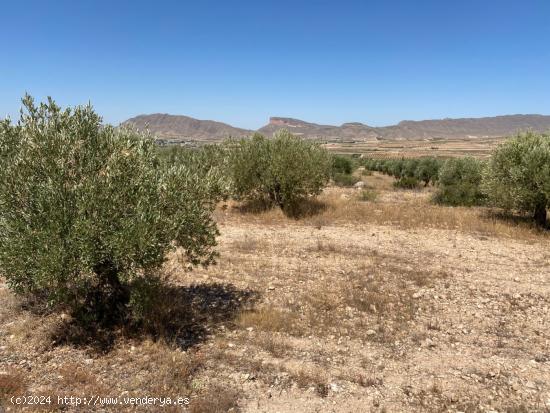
122 114 252 143
122 113 550 143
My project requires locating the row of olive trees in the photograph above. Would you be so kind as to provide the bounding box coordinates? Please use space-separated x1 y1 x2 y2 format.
361 133 550 227
0 97 332 322
161 131 332 211
362 157 442 186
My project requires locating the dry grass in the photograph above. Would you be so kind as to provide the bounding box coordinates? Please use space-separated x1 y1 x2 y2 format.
307 194 546 240
218 173 548 241
58 363 101 389
231 235 263 252
254 334 292 358
0 369 27 401
357 188 378 202
236 306 297 333
189 385 241 413
136 341 204 395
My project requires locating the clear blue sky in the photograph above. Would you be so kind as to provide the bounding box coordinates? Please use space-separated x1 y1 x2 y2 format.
1 0 549 129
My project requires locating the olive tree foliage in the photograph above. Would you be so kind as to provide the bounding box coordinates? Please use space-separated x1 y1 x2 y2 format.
482 132 550 227
227 130 331 209
361 157 442 187
331 155 353 175
415 157 441 186
433 157 486 206
158 144 232 201
0 96 218 318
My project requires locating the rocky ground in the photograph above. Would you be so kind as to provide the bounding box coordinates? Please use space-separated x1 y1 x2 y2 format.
1 174 549 412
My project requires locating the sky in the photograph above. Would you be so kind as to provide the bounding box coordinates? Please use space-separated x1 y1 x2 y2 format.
1 0 549 129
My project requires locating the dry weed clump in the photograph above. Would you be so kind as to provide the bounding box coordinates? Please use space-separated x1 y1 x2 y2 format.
355 373 384 388
289 367 329 397
236 307 298 334
255 334 293 358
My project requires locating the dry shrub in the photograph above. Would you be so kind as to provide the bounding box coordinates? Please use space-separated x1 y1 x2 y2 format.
356 374 384 388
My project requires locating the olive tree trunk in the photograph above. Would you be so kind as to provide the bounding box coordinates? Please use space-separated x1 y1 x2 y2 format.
534 200 548 228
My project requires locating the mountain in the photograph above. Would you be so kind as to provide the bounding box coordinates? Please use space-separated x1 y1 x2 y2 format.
259 115 550 141
122 114 252 143
122 113 550 143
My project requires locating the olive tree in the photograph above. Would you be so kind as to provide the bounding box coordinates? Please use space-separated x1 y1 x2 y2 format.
414 157 441 186
433 157 486 206
482 132 550 227
401 158 420 178
228 130 331 210
0 96 218 321
331 155 353 175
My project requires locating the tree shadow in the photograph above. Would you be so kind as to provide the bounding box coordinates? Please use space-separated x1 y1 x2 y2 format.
51 282 259 353
282 198 328 219
234 198 274 214
235 197 327 219
483 209 549 231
